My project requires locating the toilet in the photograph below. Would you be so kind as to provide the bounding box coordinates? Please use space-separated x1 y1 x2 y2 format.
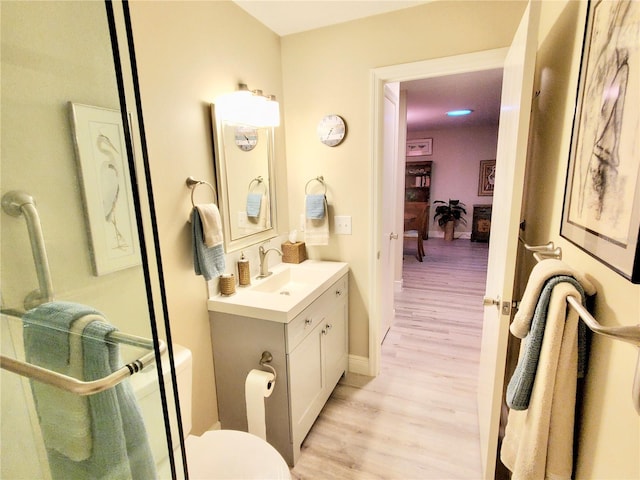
132 344 290 479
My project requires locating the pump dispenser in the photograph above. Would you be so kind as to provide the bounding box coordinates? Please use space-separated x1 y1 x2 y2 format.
238 251 250 286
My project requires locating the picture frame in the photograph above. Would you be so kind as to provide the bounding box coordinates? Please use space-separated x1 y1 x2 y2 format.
560 1 640 283
406 138 433 156
478 159 496 196
70 103 141 276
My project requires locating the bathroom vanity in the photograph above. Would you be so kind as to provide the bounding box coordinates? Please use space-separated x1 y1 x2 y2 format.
208 260 349 466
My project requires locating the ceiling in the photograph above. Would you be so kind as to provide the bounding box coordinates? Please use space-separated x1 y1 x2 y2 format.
233 1 503 132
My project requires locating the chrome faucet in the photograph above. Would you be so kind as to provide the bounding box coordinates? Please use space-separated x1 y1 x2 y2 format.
258 245 283 278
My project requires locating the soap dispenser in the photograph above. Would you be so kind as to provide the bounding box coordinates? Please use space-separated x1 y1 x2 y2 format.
238 251 250 286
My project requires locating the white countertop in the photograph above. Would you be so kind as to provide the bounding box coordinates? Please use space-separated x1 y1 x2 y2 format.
207 260 349 323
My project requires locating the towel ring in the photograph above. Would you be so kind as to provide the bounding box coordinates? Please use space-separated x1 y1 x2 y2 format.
186 176 217 207
305 176 327 195
248 176 267 194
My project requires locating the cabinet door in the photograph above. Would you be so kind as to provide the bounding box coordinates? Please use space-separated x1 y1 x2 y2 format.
288 324 323 440
322 298 348 390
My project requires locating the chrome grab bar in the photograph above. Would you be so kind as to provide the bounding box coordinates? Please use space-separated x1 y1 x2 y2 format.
0 331 166 396
520 239 640 413
1 191 54 309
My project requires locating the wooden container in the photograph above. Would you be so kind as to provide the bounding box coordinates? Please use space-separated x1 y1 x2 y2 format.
219 274 236 296
237 252 251 286
281 241 307 264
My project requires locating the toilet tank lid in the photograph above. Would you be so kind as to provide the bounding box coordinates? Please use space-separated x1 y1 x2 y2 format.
130 343 192 396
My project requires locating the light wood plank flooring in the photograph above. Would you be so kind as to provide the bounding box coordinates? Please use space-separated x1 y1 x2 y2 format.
290 238 489 479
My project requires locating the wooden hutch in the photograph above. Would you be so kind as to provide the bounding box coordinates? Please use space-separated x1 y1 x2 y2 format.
404 160 432 239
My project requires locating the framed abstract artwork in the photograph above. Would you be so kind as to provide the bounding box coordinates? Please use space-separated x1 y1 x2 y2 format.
478 159 496 196
560 0 640 283
70 103 140 276
406 138 433 156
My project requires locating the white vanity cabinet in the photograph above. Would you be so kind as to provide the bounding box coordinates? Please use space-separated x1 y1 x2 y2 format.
209 270 348 466
288 277 348 453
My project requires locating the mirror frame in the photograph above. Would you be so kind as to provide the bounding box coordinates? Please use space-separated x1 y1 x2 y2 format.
210 104 278 253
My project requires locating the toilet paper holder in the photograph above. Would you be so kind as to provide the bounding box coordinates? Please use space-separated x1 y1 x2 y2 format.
259 351 277 385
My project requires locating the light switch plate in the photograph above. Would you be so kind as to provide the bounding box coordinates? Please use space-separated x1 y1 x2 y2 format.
334 215 352 235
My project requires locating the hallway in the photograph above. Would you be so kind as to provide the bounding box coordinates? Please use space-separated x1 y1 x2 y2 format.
290 238 489 479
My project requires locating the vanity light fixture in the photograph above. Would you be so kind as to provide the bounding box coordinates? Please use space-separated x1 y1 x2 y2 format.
446 109 474 117
216 83 280 128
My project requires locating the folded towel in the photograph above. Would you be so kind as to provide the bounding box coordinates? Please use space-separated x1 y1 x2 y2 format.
195 203 223 248
501 282 582 480
506 275 587 411
24 302 156 479
510 259 595 337
246 193 262 219
23 302 97 462
304 196 329 246
501 260 596 480
192 207 225 280
306 194 326 219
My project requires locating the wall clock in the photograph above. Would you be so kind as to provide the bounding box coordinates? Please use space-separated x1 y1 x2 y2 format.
234 126 258 151
317 114 346 147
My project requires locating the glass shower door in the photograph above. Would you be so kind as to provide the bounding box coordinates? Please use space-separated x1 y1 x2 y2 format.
0 1 185 478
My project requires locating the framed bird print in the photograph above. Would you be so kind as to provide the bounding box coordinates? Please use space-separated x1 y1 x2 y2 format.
70 103 140 276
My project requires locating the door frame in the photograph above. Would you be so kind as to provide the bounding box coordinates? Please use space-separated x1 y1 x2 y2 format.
368 47 508 376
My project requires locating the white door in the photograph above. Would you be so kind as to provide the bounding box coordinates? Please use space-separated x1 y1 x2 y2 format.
477 2 540 478
380 84 400 343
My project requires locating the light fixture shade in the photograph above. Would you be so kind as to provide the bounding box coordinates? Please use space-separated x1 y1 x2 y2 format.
216 88 280 127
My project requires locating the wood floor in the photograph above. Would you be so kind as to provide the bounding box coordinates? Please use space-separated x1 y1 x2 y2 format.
290 238 489 479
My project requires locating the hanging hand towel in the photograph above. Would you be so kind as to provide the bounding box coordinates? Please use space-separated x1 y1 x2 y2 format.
305 194 326 219
506 275 587 411
23 302 96 462
24 302 156 480
304 195 329 245
500 260 596 480
195 203 223 248
192 207 225 280
246 193 262 219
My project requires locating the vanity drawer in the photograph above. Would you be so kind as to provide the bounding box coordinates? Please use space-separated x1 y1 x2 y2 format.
286 275 348 352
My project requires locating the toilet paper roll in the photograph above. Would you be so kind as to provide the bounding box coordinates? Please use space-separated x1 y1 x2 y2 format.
244 369 275 441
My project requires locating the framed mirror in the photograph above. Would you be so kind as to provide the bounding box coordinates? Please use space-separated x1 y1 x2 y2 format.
210 104 278 252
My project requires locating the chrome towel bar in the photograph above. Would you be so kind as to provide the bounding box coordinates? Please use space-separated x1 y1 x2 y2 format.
0 327 166 396
521 239 640 413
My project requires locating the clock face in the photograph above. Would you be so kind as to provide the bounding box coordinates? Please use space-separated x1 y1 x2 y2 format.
234 126 258 151
317 114 346 147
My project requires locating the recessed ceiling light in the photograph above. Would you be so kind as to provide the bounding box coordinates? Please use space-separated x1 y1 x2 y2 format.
446 109 473 117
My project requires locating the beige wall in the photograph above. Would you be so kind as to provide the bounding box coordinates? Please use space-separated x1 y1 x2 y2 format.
130 2 639 477
281 1 526 358
0 1 151 333
525 1 639 478
129 0 288 434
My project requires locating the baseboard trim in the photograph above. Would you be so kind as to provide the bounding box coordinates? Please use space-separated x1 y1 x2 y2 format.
348 354 370 375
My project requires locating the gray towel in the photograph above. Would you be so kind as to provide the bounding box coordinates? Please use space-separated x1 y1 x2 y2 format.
23 302 156 480
192 207 225 280
506 275 588 411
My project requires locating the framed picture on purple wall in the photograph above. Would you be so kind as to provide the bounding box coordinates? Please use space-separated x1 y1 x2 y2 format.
560 0 640 283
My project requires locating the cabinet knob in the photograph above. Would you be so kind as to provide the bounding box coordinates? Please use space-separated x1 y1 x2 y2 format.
335 289 343 297
305 318 312 326
322 323 333 335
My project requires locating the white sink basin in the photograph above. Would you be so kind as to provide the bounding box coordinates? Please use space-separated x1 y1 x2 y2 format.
208 260 349 323
252 266 324 294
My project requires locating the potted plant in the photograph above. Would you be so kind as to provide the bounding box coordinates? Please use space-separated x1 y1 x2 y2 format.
433 199 467 241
